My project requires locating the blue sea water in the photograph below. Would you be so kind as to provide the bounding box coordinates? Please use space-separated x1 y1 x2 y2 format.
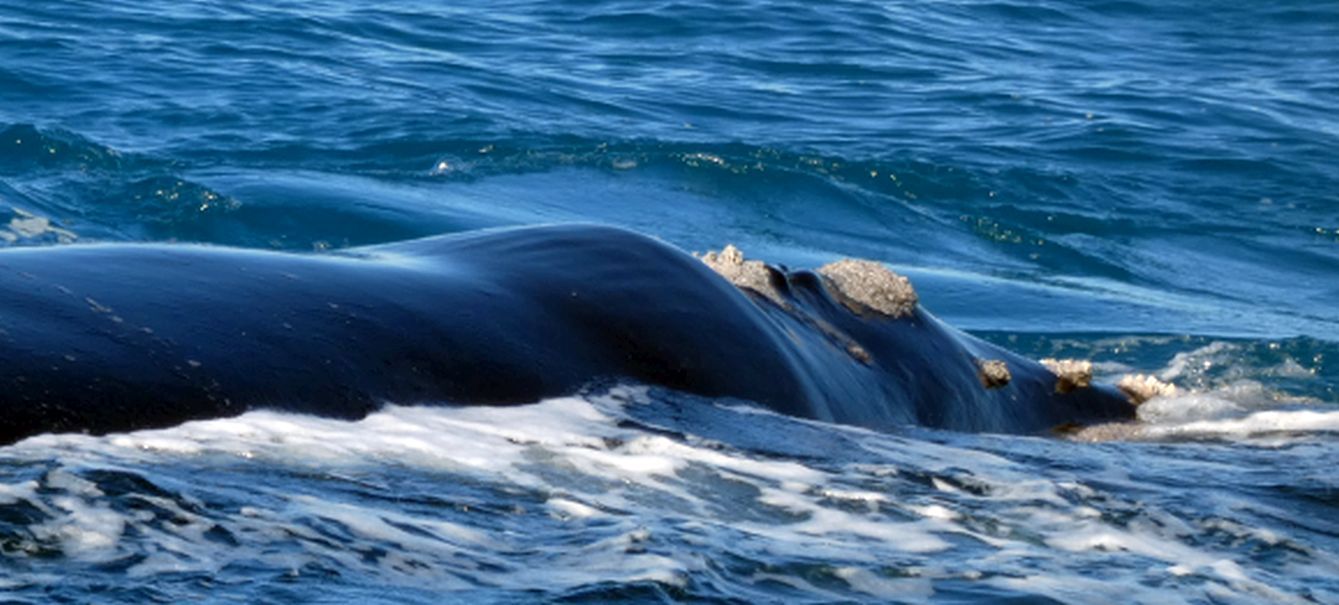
1 1 1337 603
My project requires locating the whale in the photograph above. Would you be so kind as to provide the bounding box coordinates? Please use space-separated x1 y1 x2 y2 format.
0 224 1135 445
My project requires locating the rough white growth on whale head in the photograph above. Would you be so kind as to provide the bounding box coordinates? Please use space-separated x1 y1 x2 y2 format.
1117 373 1179 405
817 259 918 318
1040 358 1093 393
976 358 1011 389
696 244 786 306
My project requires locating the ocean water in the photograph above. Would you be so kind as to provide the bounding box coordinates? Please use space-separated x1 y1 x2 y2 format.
1 1 1337 602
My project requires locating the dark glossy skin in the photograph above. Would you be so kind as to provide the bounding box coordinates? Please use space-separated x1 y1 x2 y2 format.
0 224 1133 445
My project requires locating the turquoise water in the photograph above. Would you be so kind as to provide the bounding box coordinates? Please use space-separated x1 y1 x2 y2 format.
1 1 1337 602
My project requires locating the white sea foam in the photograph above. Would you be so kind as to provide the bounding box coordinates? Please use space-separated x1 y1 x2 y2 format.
1146 409 1339 439
34 496 126 561
1063 337 1339 443
0 385 1330 602
0 479 38 505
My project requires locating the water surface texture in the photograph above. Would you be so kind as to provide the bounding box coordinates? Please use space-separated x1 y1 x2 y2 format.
1 1 1338 603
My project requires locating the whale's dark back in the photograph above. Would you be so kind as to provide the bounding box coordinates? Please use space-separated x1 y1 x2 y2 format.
0 224 1132 445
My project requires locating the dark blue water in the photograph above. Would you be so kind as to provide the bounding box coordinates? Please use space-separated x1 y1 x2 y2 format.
1 1 1337 603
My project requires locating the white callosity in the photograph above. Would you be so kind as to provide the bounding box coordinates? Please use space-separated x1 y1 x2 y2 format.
1039 358 1093 393
975 359 1011 389
1117 373 1179 405
696 245 786 306
817 259 918 319
698 247 920 319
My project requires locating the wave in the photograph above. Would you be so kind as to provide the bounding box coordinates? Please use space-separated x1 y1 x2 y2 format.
1048 338 1339 442
0 124 246 246
0 124 146 175
4 121 1337 344
1 386 1331 602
